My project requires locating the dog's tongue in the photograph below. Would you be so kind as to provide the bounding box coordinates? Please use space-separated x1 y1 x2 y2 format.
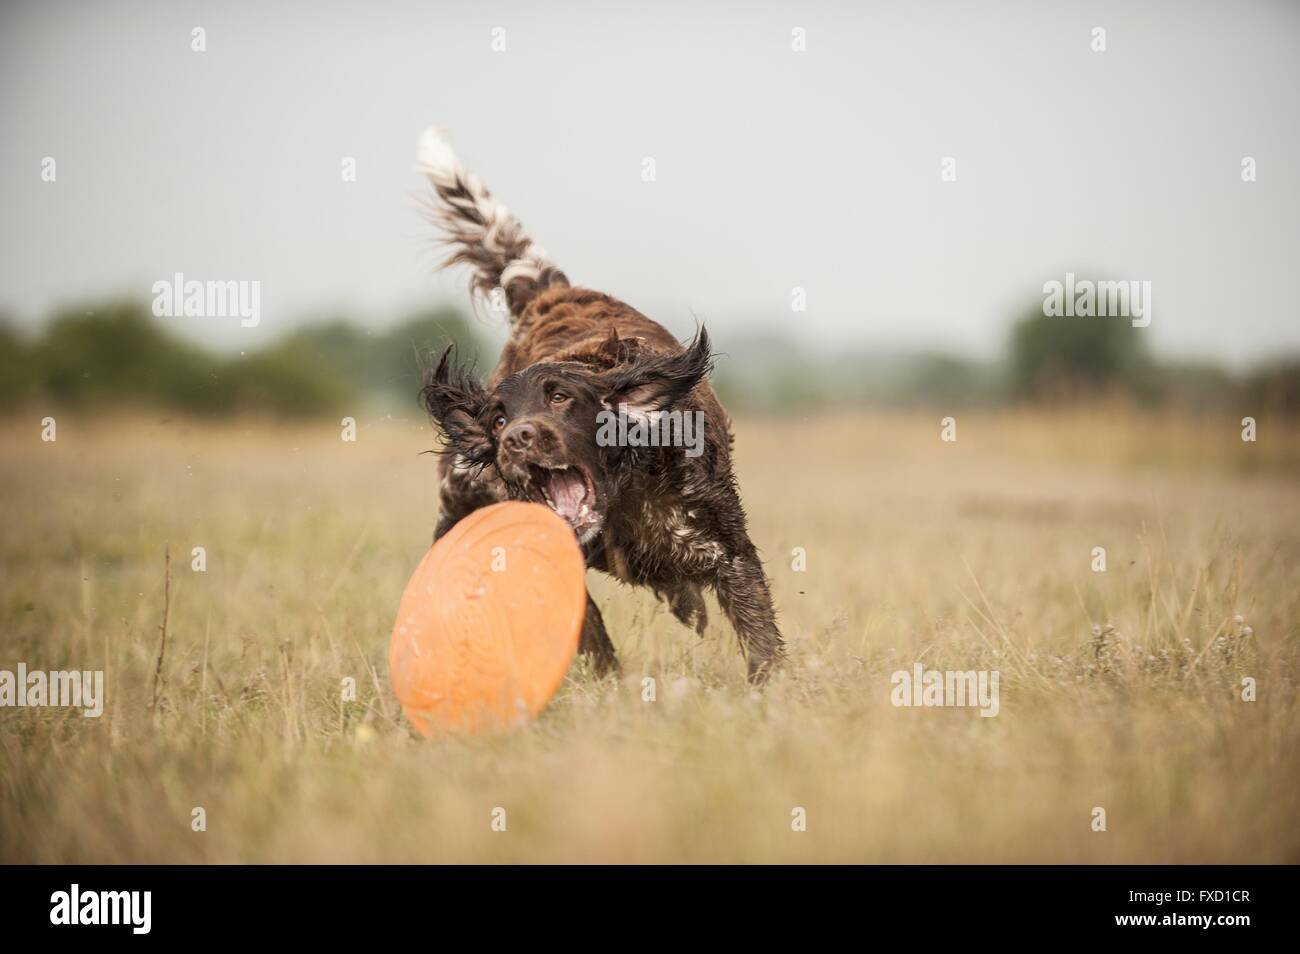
545 469 587 520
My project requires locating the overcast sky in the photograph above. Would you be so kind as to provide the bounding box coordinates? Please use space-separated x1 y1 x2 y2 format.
2 0 1297 366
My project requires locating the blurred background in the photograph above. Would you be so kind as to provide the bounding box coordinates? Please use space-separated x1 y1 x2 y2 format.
3 0 1299 866
1 0 1298 417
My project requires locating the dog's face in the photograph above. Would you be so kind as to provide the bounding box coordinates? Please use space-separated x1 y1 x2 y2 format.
423 330 711 545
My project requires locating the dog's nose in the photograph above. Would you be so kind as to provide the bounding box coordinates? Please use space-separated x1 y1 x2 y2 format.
502 421 537 455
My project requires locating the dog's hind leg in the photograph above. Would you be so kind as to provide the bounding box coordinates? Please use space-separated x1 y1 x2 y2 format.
578 593 619 677
712 541 785 686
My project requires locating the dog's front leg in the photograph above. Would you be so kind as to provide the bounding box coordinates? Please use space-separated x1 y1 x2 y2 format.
712 540 785 685
578 592 619 677
654 582 709 635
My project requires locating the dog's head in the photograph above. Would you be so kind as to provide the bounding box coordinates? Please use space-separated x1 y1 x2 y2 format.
422 329 711 544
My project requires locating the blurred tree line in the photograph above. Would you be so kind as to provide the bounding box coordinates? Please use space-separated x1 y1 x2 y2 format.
0 294 1296 416
712 300 1299 415
0 301 484 416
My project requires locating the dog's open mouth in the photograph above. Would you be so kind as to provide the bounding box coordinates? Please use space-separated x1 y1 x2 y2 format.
526 464 602 539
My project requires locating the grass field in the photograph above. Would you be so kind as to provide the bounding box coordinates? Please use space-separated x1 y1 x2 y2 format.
1 408 1297 863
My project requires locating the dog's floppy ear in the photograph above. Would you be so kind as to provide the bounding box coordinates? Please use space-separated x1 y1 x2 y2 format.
598 327 712 419
421 345 492 463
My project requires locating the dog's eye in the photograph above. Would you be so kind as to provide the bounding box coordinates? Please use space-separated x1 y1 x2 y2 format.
550 391 569 405
492 415 507 433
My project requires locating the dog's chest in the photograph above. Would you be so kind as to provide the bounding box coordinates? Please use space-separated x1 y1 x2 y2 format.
603 500 724 583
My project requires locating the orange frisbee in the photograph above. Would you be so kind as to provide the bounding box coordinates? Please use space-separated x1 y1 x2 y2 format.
388 501 587 735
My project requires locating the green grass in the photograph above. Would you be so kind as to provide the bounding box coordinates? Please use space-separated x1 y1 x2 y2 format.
1 408 1297 862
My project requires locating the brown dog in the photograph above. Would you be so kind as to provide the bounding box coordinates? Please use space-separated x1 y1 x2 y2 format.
416 128 784 684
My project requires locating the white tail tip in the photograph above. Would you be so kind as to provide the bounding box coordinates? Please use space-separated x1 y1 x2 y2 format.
416 125 459 181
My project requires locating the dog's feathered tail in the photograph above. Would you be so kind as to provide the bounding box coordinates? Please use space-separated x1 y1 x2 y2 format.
417 126 568 320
